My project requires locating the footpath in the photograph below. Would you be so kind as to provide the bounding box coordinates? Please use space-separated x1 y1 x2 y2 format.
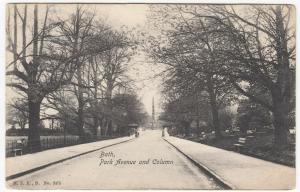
6 136 133 180
164 136 295 190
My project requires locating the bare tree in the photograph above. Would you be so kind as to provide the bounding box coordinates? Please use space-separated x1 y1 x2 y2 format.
147 5 235 138
7 99 28 130
6 4 86 152
200 5 295 148
148 5 295 148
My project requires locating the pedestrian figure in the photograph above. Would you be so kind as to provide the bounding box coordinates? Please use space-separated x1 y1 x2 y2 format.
135 129 139 138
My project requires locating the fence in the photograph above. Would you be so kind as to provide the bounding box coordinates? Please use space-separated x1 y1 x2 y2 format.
6 136 80 157
5 134 125 157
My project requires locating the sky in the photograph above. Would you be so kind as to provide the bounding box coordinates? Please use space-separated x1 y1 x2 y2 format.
6 4 163 117
86 4 163 116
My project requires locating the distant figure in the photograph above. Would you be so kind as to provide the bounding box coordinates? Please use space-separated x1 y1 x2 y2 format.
162 129 165 137
135 130 139 138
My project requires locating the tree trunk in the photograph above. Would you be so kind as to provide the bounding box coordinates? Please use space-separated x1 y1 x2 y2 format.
13 5 18 68
93 116 98 139
210 103 222 138
76 46 84 142
182 120 190 136
207 76 222 139
22 5 27 57
273 108 288 149
196 93 201 135
20 121 26 130
106 82 113 136
271 6 291 149
107 120 113 136
272 91 289 149
27 99 41 153
104 119 109 136
99 117 104 136
27 5 41 153
196 118 200 135
72 7 85 142
77 101 85 142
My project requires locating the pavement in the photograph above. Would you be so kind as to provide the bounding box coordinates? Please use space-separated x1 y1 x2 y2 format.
164 136 296 190
6 136 133 180
6 130 296 190
7 130 221 190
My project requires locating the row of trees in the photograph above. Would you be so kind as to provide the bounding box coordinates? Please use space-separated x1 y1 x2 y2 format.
147 5 295 149
6 4 147 152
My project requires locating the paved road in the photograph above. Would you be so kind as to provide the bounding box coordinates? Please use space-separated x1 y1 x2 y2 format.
7 130 222 190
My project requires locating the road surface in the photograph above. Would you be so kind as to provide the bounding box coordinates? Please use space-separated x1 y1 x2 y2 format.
7 130 222 190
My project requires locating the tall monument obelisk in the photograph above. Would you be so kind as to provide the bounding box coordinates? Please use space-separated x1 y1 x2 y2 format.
151 96 155 129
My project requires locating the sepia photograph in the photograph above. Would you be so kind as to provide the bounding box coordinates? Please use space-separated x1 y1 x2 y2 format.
4 2 296 190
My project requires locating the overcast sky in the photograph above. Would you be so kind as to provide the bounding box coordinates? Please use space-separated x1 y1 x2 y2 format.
86 4 163 116
6 4 163 117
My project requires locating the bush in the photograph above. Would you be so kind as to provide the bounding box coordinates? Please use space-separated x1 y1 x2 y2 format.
236 99 272 133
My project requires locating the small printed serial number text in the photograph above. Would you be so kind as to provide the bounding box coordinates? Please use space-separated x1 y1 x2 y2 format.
12 180 62 186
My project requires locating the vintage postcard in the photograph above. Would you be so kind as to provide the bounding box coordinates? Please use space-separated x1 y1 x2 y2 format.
5 3 296 190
